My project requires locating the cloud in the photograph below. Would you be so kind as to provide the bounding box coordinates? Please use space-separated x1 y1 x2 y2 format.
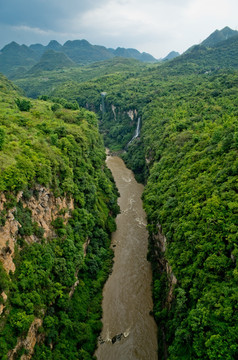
0 0 238 57
0 0 109 29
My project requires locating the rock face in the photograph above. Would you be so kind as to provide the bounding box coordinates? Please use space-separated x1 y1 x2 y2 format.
0 185 74 274
8 318 44 360
0 186 74 359
154 224 177 306
0 194 19 273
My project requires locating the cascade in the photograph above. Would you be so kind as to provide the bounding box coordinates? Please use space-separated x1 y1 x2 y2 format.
127 117 141 146
101 92 107 114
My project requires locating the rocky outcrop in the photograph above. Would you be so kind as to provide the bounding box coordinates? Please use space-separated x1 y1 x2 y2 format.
0 186 75 359
8 318 44 360
127 109 138 121
0 194 20 273
0 291 7 315
23 185 74 240
0 186 74 274
154 224 177 307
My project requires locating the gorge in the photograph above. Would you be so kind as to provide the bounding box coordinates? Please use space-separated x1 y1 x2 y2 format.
0 26 238 360
96 154 158 359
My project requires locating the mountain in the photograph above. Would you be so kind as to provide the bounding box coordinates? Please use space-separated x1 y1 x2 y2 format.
62 39 114 63
46 40 62 52
29 40 62 57
109 47 156 62
201 26 238 47
0 39 157 78
166 32 238 74
27 49 76 74
0 41 39 76
162 51 180 61
29 43 46 57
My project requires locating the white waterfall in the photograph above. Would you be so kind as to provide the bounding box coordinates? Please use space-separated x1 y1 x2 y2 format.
128 117 141 146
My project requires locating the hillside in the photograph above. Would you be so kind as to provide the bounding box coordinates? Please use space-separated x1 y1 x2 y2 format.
0 42 39 77
0 73 119 359
141 71 238 359
13 57 148 99
0 39 157 78
201 26 238 47
28 50 76 74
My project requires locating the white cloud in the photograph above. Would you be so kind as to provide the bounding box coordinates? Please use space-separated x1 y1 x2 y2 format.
1 0 238 57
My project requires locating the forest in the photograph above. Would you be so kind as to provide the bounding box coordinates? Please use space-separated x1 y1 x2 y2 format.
0 29 238 359
0 73 119 359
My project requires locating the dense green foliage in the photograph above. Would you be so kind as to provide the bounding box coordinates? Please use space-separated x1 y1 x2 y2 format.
142 71 238 359
2 29 238 359
28 50 76 74
0 73 119 359
0 39 156 79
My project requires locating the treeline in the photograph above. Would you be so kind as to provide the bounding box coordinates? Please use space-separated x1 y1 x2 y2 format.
0 73 119 359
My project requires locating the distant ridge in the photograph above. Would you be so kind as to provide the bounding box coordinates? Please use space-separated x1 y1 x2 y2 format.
0 42 39 75
0 39 157 77
162 51 180 61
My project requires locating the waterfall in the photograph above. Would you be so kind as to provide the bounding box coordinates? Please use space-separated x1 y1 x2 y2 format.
128 117 141 146
101 92 107 114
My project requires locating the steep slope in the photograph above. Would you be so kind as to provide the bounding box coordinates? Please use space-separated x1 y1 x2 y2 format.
13 57 148 99
62 39 114 63
29 40 62 57
110 47 156 62
0 73 119 359
162 51 180 61
141 71 238 359
0 42 39 76
201 26 238 47
28 50 76 74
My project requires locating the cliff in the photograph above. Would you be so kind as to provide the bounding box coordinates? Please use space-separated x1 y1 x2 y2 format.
0 186 74 274
0 73 119 359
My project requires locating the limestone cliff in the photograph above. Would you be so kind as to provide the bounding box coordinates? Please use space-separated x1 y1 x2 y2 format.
0 185 74 274
153 224 177 306
0 186 74 359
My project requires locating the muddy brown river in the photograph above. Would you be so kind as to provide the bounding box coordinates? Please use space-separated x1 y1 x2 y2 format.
95 155 158 360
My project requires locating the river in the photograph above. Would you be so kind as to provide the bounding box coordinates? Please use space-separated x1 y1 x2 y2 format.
95 155 158 360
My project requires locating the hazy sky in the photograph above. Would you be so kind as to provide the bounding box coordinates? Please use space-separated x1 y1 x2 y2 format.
0 0 237 58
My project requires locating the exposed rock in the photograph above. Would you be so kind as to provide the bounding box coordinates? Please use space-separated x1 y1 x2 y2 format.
0 291 7 315
23 185 74 239
112 333 123 344
154 224 177 306
8 318 44 360
127 109 137 121
0 186 74 273
83 237 90 256
0 186 75 358
0 209 20 273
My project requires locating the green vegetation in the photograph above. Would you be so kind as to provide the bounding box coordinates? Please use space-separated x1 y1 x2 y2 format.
141 71 238 359
0 73 119 359
35 52 237 359
1 28 238 359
